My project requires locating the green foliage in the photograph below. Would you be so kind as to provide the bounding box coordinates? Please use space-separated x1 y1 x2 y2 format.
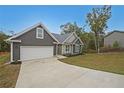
60 22 83 37
0 32 10 52
87 5 111 53
60 22 98 52
113 41 120 48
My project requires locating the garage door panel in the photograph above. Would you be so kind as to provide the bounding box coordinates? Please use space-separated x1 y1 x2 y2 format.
20 46 53 61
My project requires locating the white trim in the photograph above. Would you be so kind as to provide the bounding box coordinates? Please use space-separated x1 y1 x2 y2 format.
71 44 73 54
73 32 84 45
40 23 60 43
10 42 13 62
7 22 60 43
62 32 74 44
7 23 41 41
53 42 59 44
74 44 80 53
7 40 21 43
36 27 44 39
73 38 83 45
72 38 78 44
56 44 58 55
62 45 64 54
62 32 83 45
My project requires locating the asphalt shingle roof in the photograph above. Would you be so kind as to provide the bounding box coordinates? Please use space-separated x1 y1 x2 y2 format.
52 33 72 43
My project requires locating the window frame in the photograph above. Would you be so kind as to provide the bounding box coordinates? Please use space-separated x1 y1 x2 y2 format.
65 45 70 52
74 44 80 53
36 27 44 39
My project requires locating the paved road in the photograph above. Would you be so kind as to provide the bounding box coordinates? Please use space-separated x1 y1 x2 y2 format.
16 57 124 88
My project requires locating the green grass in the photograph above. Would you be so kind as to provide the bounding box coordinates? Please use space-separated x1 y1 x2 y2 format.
0 64 21 88
0 52 21 88
0 53 10 65
60 52 124 75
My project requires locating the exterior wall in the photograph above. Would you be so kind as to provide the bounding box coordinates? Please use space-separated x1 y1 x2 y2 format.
13 26 56 46
104 32 124 48
12 25 56 61
65 33 76 43
75 39 81 44
73 45 82 54
13 42 21 61
62 37 83 55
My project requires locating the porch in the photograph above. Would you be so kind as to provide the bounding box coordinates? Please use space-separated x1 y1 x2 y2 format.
54 44 83 56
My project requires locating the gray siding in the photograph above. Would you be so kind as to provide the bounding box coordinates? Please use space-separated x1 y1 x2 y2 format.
75 39 81 44
13 43 20 61
104 32 124 48
12 26 56 61
13 26 56 46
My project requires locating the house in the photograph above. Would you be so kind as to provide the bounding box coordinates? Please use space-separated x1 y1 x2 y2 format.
6 23 84 62
104 30 124 48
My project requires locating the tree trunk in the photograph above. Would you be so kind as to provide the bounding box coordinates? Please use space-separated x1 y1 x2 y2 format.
97 40 100 53
94 34 98 53
97 32 100 54
94 33 100 54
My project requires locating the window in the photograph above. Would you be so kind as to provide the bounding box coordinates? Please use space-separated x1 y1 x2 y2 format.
36 28 44 39
74 44 80 53
66 45 70 52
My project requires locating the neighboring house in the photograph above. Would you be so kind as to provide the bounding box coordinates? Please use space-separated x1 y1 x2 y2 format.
104 30 124 48
6 23 83 62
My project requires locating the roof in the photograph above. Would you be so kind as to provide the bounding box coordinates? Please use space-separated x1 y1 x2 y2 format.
6 22 59 43
6 22 83 44
105 30 124 38
51 33 72 43
52 32 83 45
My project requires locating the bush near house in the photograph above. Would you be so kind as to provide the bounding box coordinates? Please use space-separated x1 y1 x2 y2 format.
0 32 10 52
100 47 124 53
0 52 10 65
113 41 120 48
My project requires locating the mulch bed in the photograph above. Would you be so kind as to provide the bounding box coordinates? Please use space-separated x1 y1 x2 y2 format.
0 52 9 56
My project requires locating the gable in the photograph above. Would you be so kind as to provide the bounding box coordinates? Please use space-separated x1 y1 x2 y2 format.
7 23 59 43
75 39 81 44
104 31 124 47
64 33 77 43
12 25 56 46
105 31 124 40
63 32 83 45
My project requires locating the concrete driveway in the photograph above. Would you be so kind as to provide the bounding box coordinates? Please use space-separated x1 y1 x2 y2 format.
16 57 124 88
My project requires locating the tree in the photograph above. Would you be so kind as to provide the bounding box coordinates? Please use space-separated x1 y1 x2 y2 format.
60 22 95 51
0 32 10 52
60 22 83 37
87 5 111 53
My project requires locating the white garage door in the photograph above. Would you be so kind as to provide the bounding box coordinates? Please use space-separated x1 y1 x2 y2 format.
20 46 53 61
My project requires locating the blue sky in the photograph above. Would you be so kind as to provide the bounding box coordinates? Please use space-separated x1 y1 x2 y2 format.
0 5 124 35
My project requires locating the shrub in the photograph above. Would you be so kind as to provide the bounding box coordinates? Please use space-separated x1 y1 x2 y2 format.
82 45 87 53
113 41 120 48
87 49 97 53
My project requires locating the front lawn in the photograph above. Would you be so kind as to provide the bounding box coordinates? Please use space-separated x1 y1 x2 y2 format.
0 52 21 88
0 52 10 65
60 52 124 75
